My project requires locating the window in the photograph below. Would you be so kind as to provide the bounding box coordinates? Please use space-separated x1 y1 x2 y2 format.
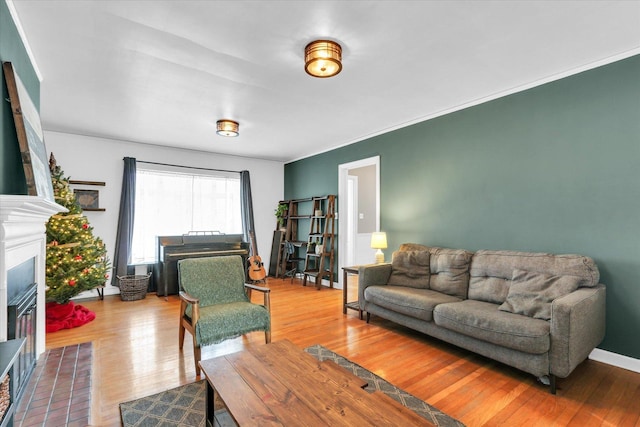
131 166 241 263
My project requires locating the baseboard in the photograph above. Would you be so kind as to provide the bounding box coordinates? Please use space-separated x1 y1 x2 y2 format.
319 277 340 289
292 276 339 289
589 348 640 374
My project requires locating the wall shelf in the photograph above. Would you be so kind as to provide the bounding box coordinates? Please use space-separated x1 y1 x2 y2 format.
68 180 105 186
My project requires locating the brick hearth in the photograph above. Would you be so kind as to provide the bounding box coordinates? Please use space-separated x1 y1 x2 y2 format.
14 342 92 427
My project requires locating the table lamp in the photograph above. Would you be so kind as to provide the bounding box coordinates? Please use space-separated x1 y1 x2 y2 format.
371 232 388 264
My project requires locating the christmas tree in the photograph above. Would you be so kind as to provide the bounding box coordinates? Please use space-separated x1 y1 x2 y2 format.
46 154 110 304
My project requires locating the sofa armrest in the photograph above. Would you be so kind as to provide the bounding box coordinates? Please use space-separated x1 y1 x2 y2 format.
549 284 606 377
358 263 392 310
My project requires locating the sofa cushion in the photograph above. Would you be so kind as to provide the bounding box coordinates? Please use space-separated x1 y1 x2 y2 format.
388 250 431 289
429 248 473 299
364 285 462 322
499 269 581 320
433 300 550 354
469 250 600 304
399 244 472 299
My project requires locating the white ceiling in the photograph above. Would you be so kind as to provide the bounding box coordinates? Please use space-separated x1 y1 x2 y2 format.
9 1 640 163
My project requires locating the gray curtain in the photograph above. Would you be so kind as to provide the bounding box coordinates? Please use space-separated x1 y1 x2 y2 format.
240 170 256 248
112 157 136 282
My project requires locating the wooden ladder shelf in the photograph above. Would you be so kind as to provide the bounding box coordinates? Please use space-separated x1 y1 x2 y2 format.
303 195 336 289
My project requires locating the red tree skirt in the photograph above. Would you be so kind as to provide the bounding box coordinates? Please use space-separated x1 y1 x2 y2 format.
46 301 96 332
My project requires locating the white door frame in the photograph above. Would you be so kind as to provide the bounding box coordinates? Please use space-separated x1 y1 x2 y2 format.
346 175 358 267
338 156 380 288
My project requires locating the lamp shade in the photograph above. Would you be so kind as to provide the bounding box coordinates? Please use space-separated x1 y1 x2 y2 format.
305 40 342 78
370 232 387 249
216 119 239 137
371 232 387 264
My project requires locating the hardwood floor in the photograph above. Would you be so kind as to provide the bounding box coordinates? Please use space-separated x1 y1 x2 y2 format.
46 277 640 426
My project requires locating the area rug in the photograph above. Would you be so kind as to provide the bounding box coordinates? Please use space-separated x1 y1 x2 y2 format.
120 344 464 427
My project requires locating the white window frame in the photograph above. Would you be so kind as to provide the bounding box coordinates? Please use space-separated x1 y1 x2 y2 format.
130 164 241 264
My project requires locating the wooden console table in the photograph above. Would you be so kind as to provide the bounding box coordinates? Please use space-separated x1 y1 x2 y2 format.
199 339 431 426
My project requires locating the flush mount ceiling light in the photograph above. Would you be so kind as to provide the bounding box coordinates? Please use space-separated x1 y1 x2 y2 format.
216 119 239 137
304 40 342 78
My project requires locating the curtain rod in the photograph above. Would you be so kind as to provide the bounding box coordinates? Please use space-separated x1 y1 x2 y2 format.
135 160 242 174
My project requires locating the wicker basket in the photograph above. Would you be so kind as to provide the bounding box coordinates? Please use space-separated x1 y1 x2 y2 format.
0 374 9 423
118 273 151 301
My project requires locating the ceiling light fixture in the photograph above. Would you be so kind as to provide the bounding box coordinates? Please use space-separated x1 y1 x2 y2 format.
216 119 239 137
304 40 342 78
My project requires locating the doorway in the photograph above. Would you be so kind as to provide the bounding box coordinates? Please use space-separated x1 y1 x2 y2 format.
338 156 380 288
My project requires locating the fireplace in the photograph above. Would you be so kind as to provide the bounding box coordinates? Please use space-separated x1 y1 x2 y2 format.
7 259 37 402
1 195 65 372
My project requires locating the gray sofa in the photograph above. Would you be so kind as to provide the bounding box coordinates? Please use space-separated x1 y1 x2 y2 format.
358 244 606 393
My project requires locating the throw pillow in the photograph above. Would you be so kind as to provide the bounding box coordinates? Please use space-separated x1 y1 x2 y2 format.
387 250 430 289
398 243 429 252
499 268 582 320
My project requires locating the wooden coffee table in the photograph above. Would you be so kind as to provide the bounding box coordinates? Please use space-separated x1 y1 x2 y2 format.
199 339 432 426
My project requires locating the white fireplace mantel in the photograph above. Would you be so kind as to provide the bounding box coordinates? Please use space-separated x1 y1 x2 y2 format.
1 195 66 356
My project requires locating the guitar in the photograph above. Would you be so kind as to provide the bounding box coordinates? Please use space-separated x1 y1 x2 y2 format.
248 231 267 282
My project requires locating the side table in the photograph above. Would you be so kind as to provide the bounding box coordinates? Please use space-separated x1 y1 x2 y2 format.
342 266 363 319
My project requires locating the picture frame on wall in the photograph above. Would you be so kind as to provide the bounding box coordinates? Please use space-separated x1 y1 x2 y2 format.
3 61 55 203
74 189 100 210
68 180 106 211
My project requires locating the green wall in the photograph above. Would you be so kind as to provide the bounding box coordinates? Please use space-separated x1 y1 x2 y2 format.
1 0 39 194
285 54 640 360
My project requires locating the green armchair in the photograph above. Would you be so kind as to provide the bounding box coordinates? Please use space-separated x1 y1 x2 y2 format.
178 255 271 375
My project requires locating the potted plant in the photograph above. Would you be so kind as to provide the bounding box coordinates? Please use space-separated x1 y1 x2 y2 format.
275 203 288 229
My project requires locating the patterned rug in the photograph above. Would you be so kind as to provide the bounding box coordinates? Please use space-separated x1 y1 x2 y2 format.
120 345 464 426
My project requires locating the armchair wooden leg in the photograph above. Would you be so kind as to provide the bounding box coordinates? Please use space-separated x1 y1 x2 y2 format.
265 330 271 344
178 322 185 349
194 342 202 376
